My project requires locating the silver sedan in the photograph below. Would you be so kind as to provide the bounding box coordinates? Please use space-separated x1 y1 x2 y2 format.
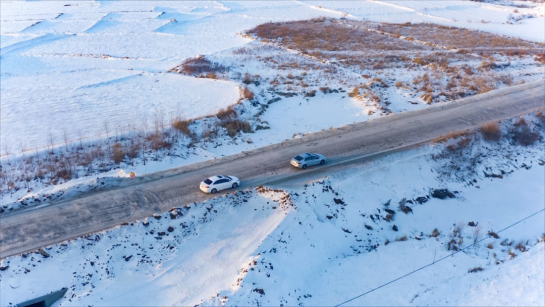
290 153 326 169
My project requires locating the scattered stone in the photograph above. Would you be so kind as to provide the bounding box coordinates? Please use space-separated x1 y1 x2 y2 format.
431 189 455 199
38 248 50 258
364 224 373 230
415 196 429 204
167 226 174 232
253 288 265 295
0 266 9 271
153 215 162 220
483 172 503 179
392 225 398 231
142 221 149 227
468 221 478 227
123 255 132 262
342 228 352 233
333 198 345 205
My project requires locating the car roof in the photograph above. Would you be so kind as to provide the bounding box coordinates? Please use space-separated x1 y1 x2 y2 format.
298 153 318 157
208 175 224 181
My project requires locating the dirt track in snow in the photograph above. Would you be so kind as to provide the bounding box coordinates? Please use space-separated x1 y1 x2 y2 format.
1 80 543 259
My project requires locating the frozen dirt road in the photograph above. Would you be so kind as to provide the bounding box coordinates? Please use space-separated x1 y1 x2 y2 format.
1 80 543 259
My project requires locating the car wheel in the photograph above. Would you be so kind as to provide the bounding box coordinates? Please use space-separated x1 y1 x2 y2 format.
232 182 238 188
211 188 217 194
302 164 307 169
320 159 325 165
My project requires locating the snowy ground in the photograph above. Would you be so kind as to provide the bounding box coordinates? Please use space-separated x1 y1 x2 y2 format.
1 122 543 306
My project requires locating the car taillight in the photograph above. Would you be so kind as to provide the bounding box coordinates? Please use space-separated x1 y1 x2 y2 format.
205 186 209 188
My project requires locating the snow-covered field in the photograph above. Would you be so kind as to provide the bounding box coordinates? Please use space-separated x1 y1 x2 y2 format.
1 122 544 306
1 0 543 151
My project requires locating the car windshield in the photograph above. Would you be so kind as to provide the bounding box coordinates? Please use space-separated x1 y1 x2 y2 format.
225 176 232 180
294 156 304 161
204 179 213 184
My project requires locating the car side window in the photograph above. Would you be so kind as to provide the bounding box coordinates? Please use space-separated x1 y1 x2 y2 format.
215 179 228 184
305 157 311 161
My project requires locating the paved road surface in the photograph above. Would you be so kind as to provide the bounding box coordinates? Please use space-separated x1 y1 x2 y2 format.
1 80 543 259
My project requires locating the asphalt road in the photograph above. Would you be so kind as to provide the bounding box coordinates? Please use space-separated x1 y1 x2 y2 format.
1 80 543 259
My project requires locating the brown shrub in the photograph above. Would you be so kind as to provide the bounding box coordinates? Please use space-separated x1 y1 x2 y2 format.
348 87 360 97
488 230 499 239
480 122 502 142
514 241 527 252
512 125 539 146
217 107 237 121
112 143 125 164
430 228 440 237
243 87 254 100
221 119 253 137
508 249 516 259
179 56 227 75
55 168 72 181
173 119 193 136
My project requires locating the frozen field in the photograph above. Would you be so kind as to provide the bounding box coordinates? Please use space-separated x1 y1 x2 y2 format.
1 0 543 152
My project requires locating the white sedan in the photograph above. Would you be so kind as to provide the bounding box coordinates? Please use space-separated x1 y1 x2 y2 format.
200 175 240 194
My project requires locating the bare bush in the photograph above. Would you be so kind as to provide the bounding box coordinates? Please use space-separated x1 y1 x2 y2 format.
480 122 502 142
220 119 253 137
511 119 539 146
112 143 125 164
172 119 193 137
243 87 255 101
177 55 227 75
430 228 440 237
488 230 499 239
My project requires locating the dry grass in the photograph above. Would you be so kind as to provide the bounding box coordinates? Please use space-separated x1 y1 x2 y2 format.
430 228 440 238
176 55 227 76
433 131 471 144
377 22 543 52
172 119 193 137
488 231 499 239
511 118 539 146
395 236 408 242
480 122 502 142
220 119 253 137
243 87 255 101
112 143 125 164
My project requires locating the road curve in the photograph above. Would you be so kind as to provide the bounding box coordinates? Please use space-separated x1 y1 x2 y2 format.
1 80 543 259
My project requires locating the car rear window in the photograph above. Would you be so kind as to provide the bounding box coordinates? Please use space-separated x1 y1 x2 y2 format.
294 156 303 161
204 179 213 184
